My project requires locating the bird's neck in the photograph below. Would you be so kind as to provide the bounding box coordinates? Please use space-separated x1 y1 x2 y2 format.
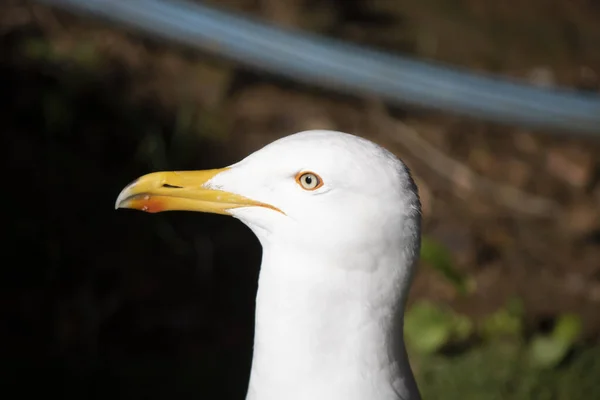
246 242 420 400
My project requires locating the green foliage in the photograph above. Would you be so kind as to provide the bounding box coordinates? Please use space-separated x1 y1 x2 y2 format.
528 314 582 369
416 344 600 400
413 230 582 372
420 236 474 295
480 297 524 340
405 301 473 354
406 298 587 398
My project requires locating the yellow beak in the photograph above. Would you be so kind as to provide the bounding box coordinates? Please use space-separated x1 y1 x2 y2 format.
115 169 282 215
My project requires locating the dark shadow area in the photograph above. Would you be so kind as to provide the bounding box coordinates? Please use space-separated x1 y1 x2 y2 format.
1 26 260 399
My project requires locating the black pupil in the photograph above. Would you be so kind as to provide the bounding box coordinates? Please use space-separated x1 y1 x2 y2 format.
304 175 313 185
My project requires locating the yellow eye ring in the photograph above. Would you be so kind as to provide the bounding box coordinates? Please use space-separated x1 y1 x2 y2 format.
295 171 323 191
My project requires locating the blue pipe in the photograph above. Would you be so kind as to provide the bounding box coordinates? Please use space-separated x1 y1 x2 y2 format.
36 0 600 136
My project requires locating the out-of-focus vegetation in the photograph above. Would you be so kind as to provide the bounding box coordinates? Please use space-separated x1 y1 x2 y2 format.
413 234 594 397
421 236 475 295
2 0 600 399
405 298 597 397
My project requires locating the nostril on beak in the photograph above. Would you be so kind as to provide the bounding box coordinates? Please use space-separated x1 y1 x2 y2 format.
162 184 183 188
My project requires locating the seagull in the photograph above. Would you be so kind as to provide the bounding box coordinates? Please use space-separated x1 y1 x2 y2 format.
115 130 422 400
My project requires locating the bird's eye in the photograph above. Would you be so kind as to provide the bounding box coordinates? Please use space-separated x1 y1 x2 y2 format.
296 172 323 191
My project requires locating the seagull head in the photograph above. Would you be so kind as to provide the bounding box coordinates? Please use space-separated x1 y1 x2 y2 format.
116 130 420 260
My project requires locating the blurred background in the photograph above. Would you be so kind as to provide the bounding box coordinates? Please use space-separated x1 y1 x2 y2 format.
2 0 600 398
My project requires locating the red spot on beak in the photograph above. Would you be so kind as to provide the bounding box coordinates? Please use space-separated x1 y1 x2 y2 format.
127 196 166 213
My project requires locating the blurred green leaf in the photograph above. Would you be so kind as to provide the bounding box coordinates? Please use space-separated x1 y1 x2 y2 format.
529 336 570 369
405 301 473 355
553 314 582 344
405 301 452 354
454 313 474 341
420 236 474 295
416 342 600 400
529 314 582 369
480 297 524 340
